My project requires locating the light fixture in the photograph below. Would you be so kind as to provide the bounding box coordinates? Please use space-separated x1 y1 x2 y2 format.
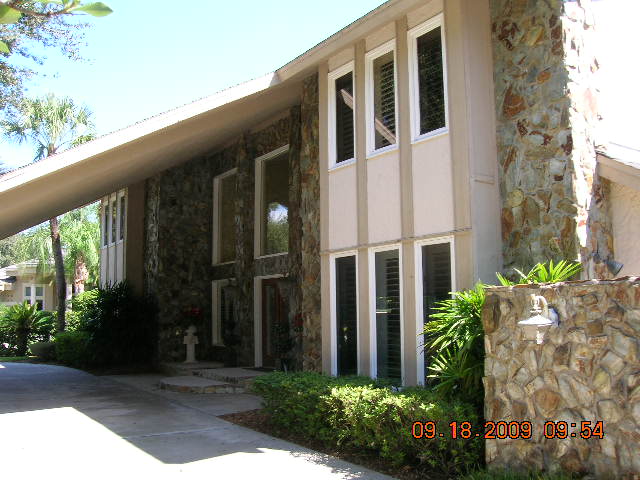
593 252 624 276
518 294 559 344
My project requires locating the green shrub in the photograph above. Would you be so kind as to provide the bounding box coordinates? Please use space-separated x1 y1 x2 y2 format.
251 372 482 476
496 260 582 286
0 302 55 356
461 469 576 480
54 331 91 367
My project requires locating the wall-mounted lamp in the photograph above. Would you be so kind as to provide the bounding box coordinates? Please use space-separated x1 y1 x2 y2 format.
518 294 559 344
593 252 624 277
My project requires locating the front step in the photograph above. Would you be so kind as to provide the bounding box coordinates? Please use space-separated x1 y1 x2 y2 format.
158 376 244 394
195 367 268 388
159 361 224 377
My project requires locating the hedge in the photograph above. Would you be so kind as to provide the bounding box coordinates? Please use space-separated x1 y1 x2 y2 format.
251 371 482 475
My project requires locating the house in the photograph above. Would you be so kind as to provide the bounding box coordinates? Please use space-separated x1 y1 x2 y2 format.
0 0 637 385
0 260 70 310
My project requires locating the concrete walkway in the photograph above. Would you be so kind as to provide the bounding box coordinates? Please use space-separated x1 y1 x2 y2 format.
0 362 393 479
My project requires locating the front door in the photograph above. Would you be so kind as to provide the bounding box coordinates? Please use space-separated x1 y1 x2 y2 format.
262 278 287 368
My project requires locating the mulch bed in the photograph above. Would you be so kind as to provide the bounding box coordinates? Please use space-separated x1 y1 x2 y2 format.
219 409 441 480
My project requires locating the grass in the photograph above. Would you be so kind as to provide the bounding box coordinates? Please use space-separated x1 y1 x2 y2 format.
0 356 33 362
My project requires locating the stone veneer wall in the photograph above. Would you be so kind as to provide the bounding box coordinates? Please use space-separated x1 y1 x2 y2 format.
483 278 640 477
143 74 321 364
491 0 613 277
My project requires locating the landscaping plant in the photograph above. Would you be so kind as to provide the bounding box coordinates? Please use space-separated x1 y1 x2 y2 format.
0 301 54 356
496 260 582 286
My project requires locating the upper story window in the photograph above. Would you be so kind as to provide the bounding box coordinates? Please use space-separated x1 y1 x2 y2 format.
213 169 237 264
366 41 397 155
119 193 126 241
255 146 289 257
409 14 447 141
328 62 355 168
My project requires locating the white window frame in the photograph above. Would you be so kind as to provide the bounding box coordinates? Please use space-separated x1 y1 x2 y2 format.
414 235 456 385
212 168 237 265
368 243 404 383
408 13 449 144
328 61 356 170
365 40 399 158
254 145 290 260
101 197 110 248
109 193 118 246
117 190 126 244
253 273 284 367
211 278 234 346
24 284 45 309
329 250 360 376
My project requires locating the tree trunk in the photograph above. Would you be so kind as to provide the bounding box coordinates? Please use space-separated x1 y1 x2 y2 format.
74 257 88 295
50 216 66 332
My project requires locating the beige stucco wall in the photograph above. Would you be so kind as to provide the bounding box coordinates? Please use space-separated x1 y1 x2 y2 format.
610 181 640 276
319 0 500 385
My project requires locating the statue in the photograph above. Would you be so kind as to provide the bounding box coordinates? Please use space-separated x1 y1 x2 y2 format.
183 324 199 364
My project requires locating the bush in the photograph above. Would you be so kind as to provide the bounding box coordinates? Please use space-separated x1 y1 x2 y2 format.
0 302 55 356
53 282 156 368
251 372 482 476
54 331 91 367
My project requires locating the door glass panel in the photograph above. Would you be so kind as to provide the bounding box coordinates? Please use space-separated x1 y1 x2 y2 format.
264 284 276 364
336 256 357 375
421 243 452 381
219 174 237 263
375 249 401 380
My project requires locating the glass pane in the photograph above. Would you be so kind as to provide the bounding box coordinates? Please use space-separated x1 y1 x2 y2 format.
219 284 235 345
373 51 396 149
219 174 237 263
35 286 44 297
264 285 276 358
119 196 126 241
421 243 452 381
417 26 445 134
335 72 355 163
375 249 401 380
24 286 31 297
262 153 289 255
111 200 117 243
103 204 109 246
336 256 357 375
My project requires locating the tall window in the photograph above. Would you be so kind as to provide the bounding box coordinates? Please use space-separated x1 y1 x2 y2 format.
419 240 453 383
409 15 447 140
367 41 397 154
110 198 117 244
119 194 126 241
328 63 355 167
335 255 357 375
374 249 401 380
213 170 237 264
212 279 235 346
257 149 289 256
103 203 109 246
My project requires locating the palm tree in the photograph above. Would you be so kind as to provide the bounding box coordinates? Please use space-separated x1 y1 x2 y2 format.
2 93 95 331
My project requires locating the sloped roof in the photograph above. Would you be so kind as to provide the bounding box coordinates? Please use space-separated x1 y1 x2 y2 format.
597 143 640 191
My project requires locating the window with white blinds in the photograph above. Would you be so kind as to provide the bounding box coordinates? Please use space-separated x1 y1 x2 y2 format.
335 255 358 376
409 15 447 141
374 248 402 381
366 41 397 154
328 63 355 168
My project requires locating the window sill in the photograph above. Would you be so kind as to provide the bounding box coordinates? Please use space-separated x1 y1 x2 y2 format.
411 127 448 146
328 158 356 172
254 252 288 260
213 260 236 267
366 144 398 160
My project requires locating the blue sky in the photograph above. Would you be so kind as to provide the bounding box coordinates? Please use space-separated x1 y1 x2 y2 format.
0 0 637 168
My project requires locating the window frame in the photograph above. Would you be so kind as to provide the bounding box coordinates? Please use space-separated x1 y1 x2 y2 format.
368 243 404 382
117 191 126 243
101 199 110 248
408 13 449 144
329 250 360 376
413 235 456 386
254 144 290 260
211 278 234 346
365 39 399 158
24 283 45 310
328 61 356 170
212 168 238 265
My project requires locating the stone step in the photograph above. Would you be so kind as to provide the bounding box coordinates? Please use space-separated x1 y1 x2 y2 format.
158 376 244 394
195 367 269 388
159 361 224 377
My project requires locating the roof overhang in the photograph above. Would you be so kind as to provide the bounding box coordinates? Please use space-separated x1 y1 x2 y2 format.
597 145 640 191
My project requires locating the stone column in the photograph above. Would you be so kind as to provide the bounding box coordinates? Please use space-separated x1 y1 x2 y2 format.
491 0 613 278
300 73 322 372
234 134 256 366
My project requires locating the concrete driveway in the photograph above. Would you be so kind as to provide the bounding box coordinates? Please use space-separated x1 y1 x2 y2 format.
0 362 393 479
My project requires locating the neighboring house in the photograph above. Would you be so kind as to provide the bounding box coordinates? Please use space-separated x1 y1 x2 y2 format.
0 0 636 385
0 260 70 310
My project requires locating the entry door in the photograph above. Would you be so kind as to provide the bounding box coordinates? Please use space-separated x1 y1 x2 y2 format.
262 278 287 368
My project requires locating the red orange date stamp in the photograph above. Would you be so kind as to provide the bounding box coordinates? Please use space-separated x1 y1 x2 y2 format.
411 420 605 440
